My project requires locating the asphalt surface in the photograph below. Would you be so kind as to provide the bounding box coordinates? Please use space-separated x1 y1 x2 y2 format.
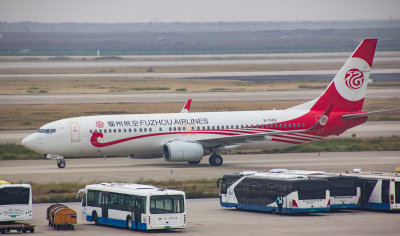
1 88 399 105
2 151 400 235
25 200 400 236
1 151 399 183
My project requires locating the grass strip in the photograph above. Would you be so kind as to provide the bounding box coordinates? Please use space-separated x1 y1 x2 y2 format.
24 179 220 203
2 136 399 160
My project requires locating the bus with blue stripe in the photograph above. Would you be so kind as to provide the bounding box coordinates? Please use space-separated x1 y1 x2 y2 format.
78 183 186 231
356 174 400 211
217 172 330 214
268 169 361 210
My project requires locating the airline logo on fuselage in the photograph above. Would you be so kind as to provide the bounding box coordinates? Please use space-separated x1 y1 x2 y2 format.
344 68 364 90
96 121 104 128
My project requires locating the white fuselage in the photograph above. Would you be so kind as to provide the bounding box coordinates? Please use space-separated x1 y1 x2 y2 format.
22 109 320 157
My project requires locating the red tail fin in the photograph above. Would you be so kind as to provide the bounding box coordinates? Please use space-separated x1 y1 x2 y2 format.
296 39 377 112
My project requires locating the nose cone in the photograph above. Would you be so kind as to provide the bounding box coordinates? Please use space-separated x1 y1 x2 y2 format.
22 134 39 152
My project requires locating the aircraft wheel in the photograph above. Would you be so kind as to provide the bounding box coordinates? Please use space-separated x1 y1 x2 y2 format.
209 153 223 166
57 160 66 168
213 155 223 166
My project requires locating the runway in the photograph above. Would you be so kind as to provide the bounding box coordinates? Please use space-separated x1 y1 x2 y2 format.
0 88 399 105
1 151 399 183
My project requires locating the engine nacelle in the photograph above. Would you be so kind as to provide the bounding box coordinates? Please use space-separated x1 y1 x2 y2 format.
163 141 204 162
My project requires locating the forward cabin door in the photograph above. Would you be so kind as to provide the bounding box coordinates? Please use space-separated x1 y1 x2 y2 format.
69 122 80 142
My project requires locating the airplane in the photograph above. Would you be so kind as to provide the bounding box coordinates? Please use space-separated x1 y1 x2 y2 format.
22 39 396 168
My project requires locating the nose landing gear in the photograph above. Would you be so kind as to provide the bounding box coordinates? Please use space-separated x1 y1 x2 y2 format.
45 154 66 168
57 160 66 168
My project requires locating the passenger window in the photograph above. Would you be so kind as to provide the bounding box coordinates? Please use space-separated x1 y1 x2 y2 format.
279 124 282 128
207 126 210 130
104 129 107 133
284 123 286 128
173 127 176 131
134 128 137 132
94 129 98 133
293 123 296 128
149 128 152 132
139 128 142 132
212 126 215 129
159 127 163 131
274 124 277 128
297 123 300 127
114 129 117 133
144 128 147 132
288 123 291 128
169 127 172 131
118 129 121 133
302 123 305 127
128 128 131 132
89 129 93 133
123 128 126 132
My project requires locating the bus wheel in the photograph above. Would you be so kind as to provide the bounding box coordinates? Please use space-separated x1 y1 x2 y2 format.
92 212 98 225
126 216 132 230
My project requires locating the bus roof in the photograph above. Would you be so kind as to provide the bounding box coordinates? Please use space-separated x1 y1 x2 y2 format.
84 183 185 196
0 183 31 188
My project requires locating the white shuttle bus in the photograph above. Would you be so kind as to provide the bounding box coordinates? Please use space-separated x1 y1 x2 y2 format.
356 174 400 211
78 183 186 231
0 183 32 222
269 169 361 209
218 172 330 214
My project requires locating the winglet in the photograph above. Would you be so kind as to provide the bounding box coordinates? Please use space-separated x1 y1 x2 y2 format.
307 105 334 132
181 99 192 113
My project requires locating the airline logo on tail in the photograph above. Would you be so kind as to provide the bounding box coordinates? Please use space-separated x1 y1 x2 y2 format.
345 68 364 90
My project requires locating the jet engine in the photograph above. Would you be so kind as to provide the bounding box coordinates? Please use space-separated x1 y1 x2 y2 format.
163 141 204 162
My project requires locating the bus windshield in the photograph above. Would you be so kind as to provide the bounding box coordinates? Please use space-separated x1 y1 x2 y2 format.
150 195 184 214
0 187 30 205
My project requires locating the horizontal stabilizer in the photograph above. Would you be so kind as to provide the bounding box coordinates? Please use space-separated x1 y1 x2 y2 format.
342 108 400 119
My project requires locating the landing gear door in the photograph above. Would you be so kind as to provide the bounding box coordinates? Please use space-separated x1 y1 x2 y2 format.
69 122 80 142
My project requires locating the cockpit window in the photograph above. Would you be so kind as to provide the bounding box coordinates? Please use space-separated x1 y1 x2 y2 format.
37 128 56 134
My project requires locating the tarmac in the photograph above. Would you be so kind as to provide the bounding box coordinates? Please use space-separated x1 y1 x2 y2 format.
24 195 400 236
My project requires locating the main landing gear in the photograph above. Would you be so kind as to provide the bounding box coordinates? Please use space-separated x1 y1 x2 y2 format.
209 153 223 166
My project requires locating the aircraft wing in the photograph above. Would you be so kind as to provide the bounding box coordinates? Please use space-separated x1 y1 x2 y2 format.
196 105 333 148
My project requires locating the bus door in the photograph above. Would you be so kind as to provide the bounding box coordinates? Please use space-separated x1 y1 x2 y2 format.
395 182 400 204
132 197 144 230
101 192 109 222
360 179 377 208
